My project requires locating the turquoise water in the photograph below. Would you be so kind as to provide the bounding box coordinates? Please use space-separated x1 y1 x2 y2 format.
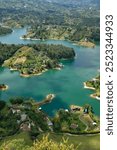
0 28 100 116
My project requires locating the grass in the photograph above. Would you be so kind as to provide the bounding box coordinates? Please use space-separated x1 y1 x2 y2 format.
0 132 33 147
38 133 100 150
0 132 99 150
80 114 95 131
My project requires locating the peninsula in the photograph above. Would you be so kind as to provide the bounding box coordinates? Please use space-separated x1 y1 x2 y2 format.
22 25 99 48
33 94 55 107
0 26 12 35
1 43 75 77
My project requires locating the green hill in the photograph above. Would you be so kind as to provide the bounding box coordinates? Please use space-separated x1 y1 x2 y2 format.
2 44 75 77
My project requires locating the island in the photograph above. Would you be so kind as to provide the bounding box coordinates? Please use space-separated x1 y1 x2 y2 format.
0 43 75 77
0 84 8 91
84 75 100 100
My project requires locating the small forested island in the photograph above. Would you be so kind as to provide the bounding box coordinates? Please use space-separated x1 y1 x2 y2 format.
0 43 75 77
0 26 12 35
22 25 99 48
84 75 100 100
0 84 8 91
0 97 100 149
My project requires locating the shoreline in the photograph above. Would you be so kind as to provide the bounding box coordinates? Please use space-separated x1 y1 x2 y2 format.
9 64 64 78
90 94 100 100
84 82 100 100
20 37 41 41
20 69 48 77
33 94 55 107
83 82 96 90
20 35 96 48
20 72 43 78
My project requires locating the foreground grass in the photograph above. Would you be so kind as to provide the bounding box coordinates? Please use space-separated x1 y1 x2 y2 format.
38 133 100 150
0 132 33 147
0 132 100 150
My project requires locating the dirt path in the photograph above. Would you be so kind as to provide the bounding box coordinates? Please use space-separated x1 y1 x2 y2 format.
79 114 88 131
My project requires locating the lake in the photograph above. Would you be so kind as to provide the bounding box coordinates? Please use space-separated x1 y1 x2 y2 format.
0 27 100 116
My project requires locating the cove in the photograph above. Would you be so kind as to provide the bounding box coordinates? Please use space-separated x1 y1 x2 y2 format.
0 27 100 116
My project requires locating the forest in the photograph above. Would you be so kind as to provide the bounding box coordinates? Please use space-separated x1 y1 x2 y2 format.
0 26 12 35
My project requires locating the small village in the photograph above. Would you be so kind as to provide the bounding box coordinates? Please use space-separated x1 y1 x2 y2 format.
1 95 99 137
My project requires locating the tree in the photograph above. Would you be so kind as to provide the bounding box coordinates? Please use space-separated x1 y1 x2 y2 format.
31 135 78 150
0 100 6 110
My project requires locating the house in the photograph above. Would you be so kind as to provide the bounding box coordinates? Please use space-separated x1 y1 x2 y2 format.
47 121 53 126
20 122 31 131
46 117 53 126
92 122 97 126
11 108 21 114
70 123 78 129
84 108 88 114
65 109 69 112
21 114 27 122
70 105 81 112
38 107 42 111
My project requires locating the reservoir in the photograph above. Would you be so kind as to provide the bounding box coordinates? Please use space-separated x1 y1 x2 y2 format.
0 27 100 116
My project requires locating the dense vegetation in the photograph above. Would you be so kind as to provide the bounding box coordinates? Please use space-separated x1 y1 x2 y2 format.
0 97 99 141
53 109 86 133
22 25 99 46
0 98 50 139
0 43 21 65
0 43 75 76
0 26 12 35
0 0 99 26
0 0 100 46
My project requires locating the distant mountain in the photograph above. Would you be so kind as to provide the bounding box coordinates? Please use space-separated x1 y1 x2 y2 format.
46 0 100 8
0 0 99 8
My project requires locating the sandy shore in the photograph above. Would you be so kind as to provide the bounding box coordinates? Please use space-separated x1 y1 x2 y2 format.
10 65 63 78
90 94 100 100
20 37 41 40
20 72 43 77
83 82 96 90
9 66 49 78
20 69 48 78
10 68 18 71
